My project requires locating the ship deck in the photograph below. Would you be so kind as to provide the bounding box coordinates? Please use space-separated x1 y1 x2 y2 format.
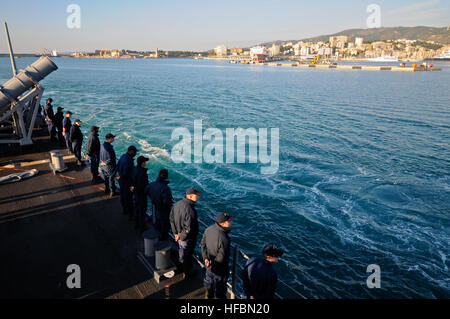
0 131 206 299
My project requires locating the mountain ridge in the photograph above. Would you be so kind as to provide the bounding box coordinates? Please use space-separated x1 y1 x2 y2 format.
261 26 450 46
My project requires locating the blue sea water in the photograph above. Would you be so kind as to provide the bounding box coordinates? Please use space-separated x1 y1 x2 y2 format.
1 57 449 298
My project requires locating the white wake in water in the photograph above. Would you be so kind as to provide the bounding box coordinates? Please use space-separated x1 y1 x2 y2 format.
137 139 170 159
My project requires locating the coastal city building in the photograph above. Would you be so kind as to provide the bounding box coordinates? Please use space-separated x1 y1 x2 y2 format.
214 44 228 56
229 48 243 55
329 36 349 48
250 46 270 60
318 47 333 57
355 37 364 48
300 47 310 56
70 35 446 62
269 44 280 56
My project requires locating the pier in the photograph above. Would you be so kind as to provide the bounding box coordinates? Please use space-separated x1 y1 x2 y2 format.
258 62 442 72
202 56 443 72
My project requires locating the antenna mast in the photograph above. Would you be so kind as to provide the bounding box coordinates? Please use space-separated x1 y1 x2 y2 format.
4 21 18 76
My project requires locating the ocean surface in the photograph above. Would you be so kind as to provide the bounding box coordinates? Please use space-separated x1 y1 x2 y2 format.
1 57 449 298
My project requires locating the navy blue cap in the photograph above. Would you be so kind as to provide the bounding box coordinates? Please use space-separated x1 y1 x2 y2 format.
186 187 201 196
159 169 168 179
105 133 115 139
137 155 149 165
263 243 284 257
216 213 233 224
128 145 138 152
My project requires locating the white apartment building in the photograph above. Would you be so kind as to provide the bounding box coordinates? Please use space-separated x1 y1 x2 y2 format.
214 45 228 56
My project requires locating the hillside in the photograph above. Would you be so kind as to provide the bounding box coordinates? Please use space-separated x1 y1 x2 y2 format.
264 26 450 45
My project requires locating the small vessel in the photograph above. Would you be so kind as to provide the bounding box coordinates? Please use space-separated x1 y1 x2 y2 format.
367 56 398 62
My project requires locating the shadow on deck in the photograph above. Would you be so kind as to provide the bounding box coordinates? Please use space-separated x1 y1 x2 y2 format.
0 133 206 299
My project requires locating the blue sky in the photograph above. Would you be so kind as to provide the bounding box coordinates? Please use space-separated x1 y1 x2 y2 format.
0 0 449 53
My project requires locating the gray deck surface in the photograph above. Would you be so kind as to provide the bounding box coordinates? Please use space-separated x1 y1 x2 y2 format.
0 134 206 299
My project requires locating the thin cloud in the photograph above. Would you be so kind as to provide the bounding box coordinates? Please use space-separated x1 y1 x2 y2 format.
384 7 447 26
386 0 440 16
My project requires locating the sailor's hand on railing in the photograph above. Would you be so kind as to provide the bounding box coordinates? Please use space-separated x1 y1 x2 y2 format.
204 259 211 269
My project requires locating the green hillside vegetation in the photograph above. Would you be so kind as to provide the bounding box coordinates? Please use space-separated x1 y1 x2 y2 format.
265 26 450 45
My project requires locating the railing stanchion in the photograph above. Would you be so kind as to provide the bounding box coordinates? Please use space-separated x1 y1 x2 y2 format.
193 216 305 299
231 245 238 298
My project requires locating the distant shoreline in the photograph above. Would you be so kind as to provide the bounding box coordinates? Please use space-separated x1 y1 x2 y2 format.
0 53 38 57
2 55 449 63
0 54 198 59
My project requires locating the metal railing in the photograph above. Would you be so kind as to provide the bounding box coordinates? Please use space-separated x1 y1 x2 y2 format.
193 218 307 299
141 196 308 298
159 212 306 299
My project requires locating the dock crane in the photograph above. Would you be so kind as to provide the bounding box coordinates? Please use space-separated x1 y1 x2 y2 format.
311 55 321 64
